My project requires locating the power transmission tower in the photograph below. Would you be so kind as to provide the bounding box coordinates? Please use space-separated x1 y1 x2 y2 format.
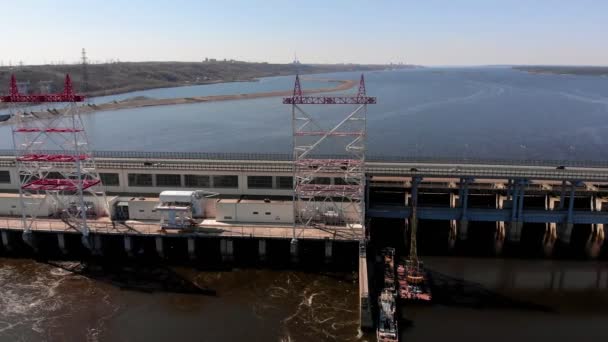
283 75 376 245
3 74 108 248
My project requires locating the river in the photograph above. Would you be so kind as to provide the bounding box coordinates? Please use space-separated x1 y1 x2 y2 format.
1 257 607 341
0 258 362 341
1 67 608 160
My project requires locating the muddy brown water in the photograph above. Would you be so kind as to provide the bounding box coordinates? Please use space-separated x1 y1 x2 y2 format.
1 256 607 342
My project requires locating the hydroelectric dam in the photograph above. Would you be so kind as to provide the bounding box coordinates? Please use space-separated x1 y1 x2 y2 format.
1 74 608 334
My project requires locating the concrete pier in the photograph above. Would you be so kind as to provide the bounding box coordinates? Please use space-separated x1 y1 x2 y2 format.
57 233 68 255
324 239 333 263
559 182 577 244
543 223 558 256
586 224 605 259
449 194 458 249
124 236 133 257
358 243 373 330
92 234 103 256
155 236 164 258
1 230 10 251
448 220 457 250
0 217 361 265
508 221 523 242
495 221 506 255
559 222 574 244
290 239 299 263
187 238 196 260
258 239 267 261
220 239 234 262
459 220 469 241
457 177 470 242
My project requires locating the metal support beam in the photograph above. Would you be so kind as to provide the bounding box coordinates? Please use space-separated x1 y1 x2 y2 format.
365 175 370 212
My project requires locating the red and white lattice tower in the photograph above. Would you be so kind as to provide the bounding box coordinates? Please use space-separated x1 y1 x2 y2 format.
2 74 108 246
283 75 376 241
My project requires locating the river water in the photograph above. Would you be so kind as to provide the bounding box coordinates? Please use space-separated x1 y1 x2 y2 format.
0 259 361 342
1 257 607 341
3 67 608 160
2 67 608 160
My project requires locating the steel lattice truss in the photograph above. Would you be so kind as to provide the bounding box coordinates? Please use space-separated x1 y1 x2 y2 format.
283 75 375 237
3 74 107 245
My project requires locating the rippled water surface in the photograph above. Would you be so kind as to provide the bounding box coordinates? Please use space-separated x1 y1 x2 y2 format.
0 259 361 342
2 68 608 160
6 67 608 161
1 257 608 341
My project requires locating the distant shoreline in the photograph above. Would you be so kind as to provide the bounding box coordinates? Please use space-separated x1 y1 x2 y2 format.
0 78 357 125
513 66 608 77
0 61 414 101
80 79 357 113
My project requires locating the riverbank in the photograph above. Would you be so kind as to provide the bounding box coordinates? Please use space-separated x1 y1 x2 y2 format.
82 78 357 113
0 61 410 100
513 66 608 76
0 78 358 124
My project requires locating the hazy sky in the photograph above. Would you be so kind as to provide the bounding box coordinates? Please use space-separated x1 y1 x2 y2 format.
3 0 607 66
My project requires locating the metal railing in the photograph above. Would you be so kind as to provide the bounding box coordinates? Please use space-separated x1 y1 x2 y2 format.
0 149 293 161
3 150 608 182
0 217 361 240
0 217 160 235
371 167 608 182
1 149 608 168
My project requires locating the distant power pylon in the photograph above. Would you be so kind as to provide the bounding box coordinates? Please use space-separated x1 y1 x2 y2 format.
81 48 89 93
38 80 53 94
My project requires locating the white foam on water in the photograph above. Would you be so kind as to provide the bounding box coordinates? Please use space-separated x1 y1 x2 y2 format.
559 91 608 107
0 261 115 338
49 266 75 277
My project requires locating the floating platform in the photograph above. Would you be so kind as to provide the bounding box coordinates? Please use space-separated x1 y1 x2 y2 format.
382 247 396 291
397 258 432 302
377 289 398 342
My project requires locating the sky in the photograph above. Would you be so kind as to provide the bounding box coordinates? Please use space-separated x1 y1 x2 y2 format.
2 0 607 66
